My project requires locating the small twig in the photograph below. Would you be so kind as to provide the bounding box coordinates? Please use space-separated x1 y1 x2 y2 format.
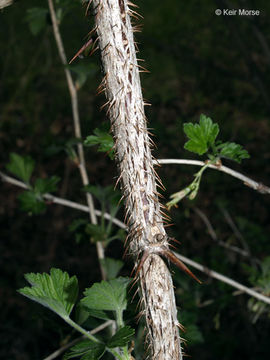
47 0 106 279
154 159 270 194
174 252 270 305
220 207 250 254
43 320 113 360
2 171 269 305
193 207 253 259
0 171 126 230
219 207 259 269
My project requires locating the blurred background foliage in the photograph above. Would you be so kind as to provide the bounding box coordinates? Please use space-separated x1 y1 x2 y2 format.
0 0 270 359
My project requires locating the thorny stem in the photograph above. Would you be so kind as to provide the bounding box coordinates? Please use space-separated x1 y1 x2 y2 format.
91 0 182 358
47 0 106 280
2 171 270 304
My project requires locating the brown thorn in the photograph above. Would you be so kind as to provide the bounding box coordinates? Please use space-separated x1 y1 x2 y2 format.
162 249 202 284
132 250 149 279
69 38 93 64
129 273 140 292
164 223 174 228
85 0 94 15
177 322 186 332
169 237 181 244
168 243 177 250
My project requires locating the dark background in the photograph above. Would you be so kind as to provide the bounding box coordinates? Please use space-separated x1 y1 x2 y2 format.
0 0 270 359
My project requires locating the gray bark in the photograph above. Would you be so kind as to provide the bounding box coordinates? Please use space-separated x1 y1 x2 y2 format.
92 1 182 358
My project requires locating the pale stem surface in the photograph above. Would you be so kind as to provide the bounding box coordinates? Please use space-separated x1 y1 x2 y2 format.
92 0 182 358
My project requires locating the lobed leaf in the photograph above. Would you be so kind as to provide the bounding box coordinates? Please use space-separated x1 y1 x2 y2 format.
100 258 124 280
84 129 114 159
81 277 130 313
18 268 78 319
25 7 48 36
34 176 60 194
183 114 219 155
217 142 250 163
63 339 105 360
6 153 35 183
107 326 135 348
18 191 46 214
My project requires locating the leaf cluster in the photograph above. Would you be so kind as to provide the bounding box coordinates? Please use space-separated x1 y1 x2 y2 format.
6 153 60 214
18 269 134 360
184 114 250 163
84 128 114 160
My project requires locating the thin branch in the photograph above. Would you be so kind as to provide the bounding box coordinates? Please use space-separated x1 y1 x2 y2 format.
220 206 250 254
43 320 114 360
47 0 106 279
154 159 270 194
0 171 126 230
2 170 269 305
193 207 253 259
173 252 270 305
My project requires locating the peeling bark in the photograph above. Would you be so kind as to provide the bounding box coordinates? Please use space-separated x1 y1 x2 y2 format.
91 1 182 358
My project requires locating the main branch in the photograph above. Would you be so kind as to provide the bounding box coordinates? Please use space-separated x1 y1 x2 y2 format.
92 0 182 358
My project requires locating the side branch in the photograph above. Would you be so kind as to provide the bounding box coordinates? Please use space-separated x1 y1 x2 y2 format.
2 170 269 305
174 253 270 305
155 159 270 194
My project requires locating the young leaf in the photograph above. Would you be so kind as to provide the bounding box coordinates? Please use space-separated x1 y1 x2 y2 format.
81 277 130 313
63 339 105 360
84 128 114 159
69 218 88 233
68 63 98 89
18 268 78 319
34 176 60 194
85 224 107 243
25 7 48 36
100 258 124 280
18 191 46 214
217 142 250 163
183 114 219 155
6 153 35 183
107 326 135 348
83 308 113 321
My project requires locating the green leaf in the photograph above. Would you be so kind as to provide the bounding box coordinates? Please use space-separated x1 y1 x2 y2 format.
100 258 124 280
63 339 105 360
183 114 219 155
83 308 113 321
69 219 88 233
83 185 120 207
84 128 114 159
25 7 48 36
18 268 78 319
179 311 204 345
81 277 130 313
68 63 98 89
217 142 250 163
107 326 135 348
34 176 60 194
18 191 46 214
6 153 35 183
85 224 107 243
